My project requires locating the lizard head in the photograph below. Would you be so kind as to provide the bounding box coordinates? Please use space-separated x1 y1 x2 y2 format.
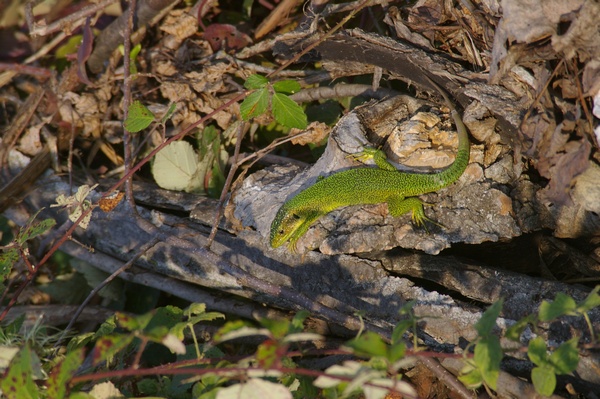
270 205 305 250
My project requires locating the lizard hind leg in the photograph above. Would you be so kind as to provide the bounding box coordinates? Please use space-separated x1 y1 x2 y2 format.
387 196 444 231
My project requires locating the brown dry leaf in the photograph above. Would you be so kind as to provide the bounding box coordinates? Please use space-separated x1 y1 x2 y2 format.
290 122 330 145
538 136 592 206
203 23 252 51
186 63 231 94
502 0 581 43
195 94 233 129
58 92 104 137
551 0 600 60
160 10 199 42
170 104 201 128
154 59 178 77
160 81 196 103
19 117 50 156
583 59 600 97
490 0 589 80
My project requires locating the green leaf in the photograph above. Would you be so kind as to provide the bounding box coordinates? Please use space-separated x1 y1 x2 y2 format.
152 141 201 192
145 325 171 342
291 310 309 333
17 211 56 244
271 92 307 129
539 293 577 321
272 80 301 94
549 337 579 374
136 378 160 395
240 88 269 120
55 35 83 59
172 308 224 340
199 125 219 159
256 340 279 368
391 319 413 345
261 318 290 339
67 332 95 351
577 286 600 313
473 335 501 390
116 311 153 331
92 334 135 365
388 341 406 363
244 74 269 90
458 368 484 389
346 331 388 358
213 320 249 341
68 392 95 399
531 366 556 397
185 302 206 316
146 306 184 332
475 300 503 337
160 102 178 124
124 101 155 132
129 43 142 75
527 336 549 367
0 248 19 282
505 315 535 342
186 310 224 325
92 315 117 340
0 345 42 399
47 348 85 399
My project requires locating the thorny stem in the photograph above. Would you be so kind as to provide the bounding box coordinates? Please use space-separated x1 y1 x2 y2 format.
122 0 136 208
19 248 35 274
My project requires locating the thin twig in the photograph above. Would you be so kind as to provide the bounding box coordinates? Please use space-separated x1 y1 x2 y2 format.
206 122 247 247
26 0 118 37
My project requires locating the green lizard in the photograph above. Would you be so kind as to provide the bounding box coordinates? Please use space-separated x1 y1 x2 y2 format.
270 81 470 252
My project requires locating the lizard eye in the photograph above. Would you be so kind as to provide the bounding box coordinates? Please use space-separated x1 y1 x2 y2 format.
279 229 285 235
292 214 300 220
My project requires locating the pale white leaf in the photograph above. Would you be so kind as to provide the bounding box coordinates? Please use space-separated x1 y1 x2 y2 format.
216 327 271 343
246 369 283 378
50 194 69 207
343 368 381 396
74 184 98 203
152 141 198 191
313 361 362 388
162 333 186 354
216 379 291 399
88 381 124 399
363 378 417 399
282 332 323 343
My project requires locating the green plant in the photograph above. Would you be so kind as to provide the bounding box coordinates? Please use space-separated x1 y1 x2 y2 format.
240 74 307 129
